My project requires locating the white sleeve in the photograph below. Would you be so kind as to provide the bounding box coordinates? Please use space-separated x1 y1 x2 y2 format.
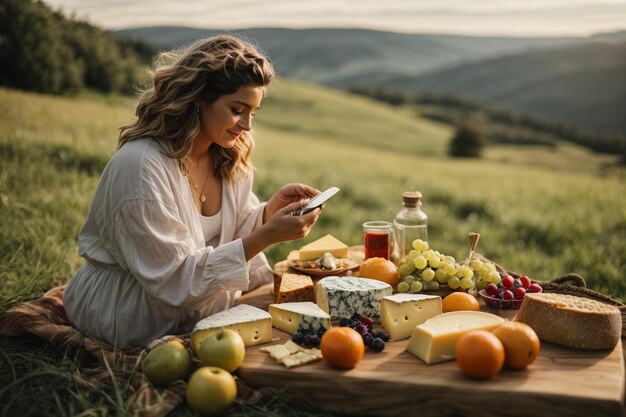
232 172 266 240
230 172 273 288
111 198 251 308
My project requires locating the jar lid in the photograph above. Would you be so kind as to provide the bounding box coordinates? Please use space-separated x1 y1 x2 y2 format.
402 191 422 207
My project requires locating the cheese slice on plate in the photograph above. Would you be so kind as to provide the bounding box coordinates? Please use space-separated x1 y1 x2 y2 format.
380 293 442 341
406 311 505 364
298 234 349 261
315 276 392 319
191 304 272 354
268 302 331 335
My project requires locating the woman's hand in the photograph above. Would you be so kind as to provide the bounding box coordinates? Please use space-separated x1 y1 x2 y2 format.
263 183 320 223
243 200 322 261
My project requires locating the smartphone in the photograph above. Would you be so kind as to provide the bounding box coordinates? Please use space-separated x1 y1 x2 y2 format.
294 186 340 215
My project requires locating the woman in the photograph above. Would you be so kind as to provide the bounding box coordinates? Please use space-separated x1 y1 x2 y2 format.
63 35 322 349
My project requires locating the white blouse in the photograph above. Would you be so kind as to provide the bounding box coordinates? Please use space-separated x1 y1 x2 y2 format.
200 209 222 245
63 139 273 349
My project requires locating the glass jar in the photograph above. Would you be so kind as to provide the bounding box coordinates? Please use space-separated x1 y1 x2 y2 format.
393 191 428 261
363 221 393 260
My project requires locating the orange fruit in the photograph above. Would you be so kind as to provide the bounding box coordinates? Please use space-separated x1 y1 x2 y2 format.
320 327 365 369
456 330 505 379
492 321 540 370
442 292 480 313
359 257 399 287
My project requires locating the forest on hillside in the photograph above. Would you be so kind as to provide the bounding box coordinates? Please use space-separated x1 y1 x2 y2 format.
0 0 155 95
349 86 626 160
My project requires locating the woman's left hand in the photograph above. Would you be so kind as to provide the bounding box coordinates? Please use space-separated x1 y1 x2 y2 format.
264 183 320 223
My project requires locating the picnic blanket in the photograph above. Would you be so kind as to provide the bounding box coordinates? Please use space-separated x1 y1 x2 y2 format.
0 285 271 417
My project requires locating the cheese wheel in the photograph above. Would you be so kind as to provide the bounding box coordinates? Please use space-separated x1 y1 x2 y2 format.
515 292 621 350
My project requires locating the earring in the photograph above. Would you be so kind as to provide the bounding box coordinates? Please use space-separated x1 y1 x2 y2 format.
196 107 200 113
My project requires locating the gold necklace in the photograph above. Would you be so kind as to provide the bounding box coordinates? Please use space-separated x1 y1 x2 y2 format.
188 168 210 203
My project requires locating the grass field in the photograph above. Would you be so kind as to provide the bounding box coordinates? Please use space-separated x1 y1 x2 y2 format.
1 80 625 416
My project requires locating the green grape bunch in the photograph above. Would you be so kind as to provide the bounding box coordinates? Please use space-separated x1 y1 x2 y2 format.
396 240 503 294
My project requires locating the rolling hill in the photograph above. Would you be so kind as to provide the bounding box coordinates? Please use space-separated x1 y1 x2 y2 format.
115 26 626 135
115 26 578 85
384 41 626 134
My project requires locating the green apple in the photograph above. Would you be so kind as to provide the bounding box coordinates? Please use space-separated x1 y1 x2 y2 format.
186 366 237 415
198 329 245 373
141 340 191 387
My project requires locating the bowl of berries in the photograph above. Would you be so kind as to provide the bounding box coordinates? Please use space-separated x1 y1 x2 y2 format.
479 275 543 310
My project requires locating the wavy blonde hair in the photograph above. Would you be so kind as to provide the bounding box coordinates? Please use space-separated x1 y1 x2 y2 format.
118 35 275 180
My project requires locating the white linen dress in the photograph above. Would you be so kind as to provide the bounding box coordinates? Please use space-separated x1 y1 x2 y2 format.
63 138 273 349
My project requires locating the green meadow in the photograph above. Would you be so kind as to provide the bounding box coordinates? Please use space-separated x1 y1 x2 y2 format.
0 78 625 416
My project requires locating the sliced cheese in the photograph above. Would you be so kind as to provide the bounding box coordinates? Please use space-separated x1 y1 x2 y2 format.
380 293 442 341
299 234 349 261
515 292 621 350
315 276 392 320
260 340 323 368
275 273 314 303
268 302 331 335
406 311 505 364
191 304 272 354
260 344 292 361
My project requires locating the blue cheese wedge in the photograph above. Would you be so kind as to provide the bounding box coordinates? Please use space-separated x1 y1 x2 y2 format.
268 302 331 335
191 304 272 354
315 276 393 319
380 293 443 341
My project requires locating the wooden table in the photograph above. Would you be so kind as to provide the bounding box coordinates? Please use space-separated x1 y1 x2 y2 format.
234 257 625 416
239 327 623 417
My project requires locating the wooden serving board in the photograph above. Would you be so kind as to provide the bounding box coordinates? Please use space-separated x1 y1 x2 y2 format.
238 328 625 417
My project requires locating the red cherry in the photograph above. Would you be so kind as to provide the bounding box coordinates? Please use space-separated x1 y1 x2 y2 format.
486 283 498 296
519 276 532 289
502 289 514 300
514 287 526 300
502 275 514 290
359 316 374 331
528 283 543 293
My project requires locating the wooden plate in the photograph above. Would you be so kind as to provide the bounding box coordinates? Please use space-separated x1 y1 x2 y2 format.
288 260 360 278
286 249 362 278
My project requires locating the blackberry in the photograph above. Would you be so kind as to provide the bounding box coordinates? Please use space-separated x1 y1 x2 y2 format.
376 331 390 342
309 335 321 347
339 317 351 327
371 337 385 352
292 332 305 344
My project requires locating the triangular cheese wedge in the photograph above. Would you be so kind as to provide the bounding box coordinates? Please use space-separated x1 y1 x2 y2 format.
298 234 349 261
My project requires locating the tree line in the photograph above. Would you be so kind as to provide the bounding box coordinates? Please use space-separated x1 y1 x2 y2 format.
0 0 156 95
348 86 626 160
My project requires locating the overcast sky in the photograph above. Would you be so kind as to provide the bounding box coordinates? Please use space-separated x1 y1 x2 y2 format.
43 0 626 37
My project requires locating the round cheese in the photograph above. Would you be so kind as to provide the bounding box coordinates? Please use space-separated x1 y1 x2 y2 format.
515 292 621 350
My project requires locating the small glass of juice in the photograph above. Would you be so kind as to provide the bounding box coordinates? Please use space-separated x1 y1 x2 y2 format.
363 221 393 260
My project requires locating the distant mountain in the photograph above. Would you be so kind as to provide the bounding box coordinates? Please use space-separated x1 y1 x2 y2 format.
384 41 626 134
115 27 578 85
589 30 626 42
115 26 626 135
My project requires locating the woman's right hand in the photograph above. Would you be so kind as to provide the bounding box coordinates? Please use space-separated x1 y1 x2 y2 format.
242 201 322 261
264 200 322 242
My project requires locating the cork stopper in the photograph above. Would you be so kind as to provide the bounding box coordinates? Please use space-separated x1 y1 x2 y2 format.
402 191 422 208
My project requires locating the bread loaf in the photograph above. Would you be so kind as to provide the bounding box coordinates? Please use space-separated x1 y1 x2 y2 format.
515 292 621 350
